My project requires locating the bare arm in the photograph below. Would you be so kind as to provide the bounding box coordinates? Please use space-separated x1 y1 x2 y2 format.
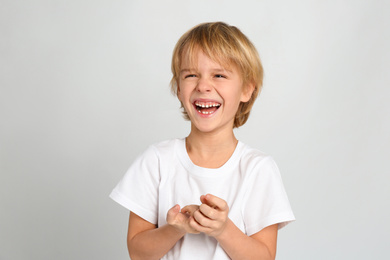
190 194 278 260
217 221 278 260
127 204 199 260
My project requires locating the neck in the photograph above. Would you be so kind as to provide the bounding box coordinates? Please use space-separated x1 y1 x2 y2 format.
185 124 238 168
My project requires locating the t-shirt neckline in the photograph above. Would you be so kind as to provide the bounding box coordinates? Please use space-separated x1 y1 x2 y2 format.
176 138 244 178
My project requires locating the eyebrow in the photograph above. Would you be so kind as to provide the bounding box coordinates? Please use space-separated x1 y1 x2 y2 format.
180 69 193 74
180 68 232 74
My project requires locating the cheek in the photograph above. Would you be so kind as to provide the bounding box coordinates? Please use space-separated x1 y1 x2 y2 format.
178 89 187 104
177 91 182 102
177 84 183 102
227 89 245 104
177 82 192 102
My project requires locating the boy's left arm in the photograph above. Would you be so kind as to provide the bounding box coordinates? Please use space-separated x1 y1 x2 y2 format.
189 194 278 260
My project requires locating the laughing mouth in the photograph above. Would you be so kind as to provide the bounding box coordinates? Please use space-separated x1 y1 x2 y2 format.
194 101 221 115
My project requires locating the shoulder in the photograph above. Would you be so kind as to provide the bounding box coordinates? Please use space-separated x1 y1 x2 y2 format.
137 138 184 165
239 142 276 169
237 143 283 183
147 138 183 156
128 139 182 166
120 139 183 183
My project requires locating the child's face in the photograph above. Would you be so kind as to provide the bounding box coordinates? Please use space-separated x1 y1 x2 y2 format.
178 50 252 134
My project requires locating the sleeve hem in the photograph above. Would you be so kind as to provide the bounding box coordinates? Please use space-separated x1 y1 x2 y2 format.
109 189 157 225
246 211 296 236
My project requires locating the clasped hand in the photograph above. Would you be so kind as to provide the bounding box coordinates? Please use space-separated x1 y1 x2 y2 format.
166 194 229 238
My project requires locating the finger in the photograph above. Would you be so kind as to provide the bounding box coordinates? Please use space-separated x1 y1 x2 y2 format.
166 204 181 222
200 195 207 205
169 204 180 214
181 204 199 216
200 194 228 211
193 209 214 228
189 215 213 234
199 203 217 220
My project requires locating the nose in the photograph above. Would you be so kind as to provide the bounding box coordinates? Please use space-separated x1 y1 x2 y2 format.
196 78 212 93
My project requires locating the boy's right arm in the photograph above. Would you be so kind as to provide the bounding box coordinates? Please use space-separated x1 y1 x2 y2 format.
127 204 199 260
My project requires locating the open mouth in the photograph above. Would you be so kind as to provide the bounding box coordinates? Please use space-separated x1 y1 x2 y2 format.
194 101 221 115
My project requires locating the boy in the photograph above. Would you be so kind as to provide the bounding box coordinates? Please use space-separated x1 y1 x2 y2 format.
110 22 295 260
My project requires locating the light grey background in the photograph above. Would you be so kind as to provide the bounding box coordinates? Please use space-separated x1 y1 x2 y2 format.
1 0 389 259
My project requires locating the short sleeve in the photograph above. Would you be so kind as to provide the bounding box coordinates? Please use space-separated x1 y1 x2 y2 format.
109 146 160 224
242 156 295 236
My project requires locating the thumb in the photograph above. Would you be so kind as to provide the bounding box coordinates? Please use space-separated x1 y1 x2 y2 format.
168 204 180 216
200 194 208 205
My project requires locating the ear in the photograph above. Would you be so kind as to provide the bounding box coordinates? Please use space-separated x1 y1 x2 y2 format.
240 82 255 103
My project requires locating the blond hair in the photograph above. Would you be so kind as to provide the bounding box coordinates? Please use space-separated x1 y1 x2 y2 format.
170 22 263 128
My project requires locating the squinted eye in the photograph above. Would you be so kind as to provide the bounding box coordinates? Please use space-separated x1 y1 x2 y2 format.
185 74 197 78
215 74 226 78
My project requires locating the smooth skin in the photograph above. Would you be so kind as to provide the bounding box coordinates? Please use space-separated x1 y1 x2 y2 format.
127 50 278 259
127 198 277 260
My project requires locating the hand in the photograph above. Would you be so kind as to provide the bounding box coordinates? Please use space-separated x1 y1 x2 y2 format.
166 204 200 234
189 194 229 238
181 204 200 217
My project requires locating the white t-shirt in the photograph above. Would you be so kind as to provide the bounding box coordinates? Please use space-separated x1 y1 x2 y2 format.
110 138 295 260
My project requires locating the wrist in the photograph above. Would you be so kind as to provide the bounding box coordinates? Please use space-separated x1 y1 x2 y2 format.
166 224 186 239
167 222 187 237
213 218 233 241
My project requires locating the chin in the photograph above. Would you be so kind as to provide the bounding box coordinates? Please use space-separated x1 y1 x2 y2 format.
190 121 215 133
191 120 234 135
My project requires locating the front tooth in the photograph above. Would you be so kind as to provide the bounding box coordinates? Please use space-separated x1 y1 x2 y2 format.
196 102 221 108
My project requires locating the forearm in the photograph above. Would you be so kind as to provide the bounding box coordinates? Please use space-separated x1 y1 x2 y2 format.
215 219 275 260
128 224 185 260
